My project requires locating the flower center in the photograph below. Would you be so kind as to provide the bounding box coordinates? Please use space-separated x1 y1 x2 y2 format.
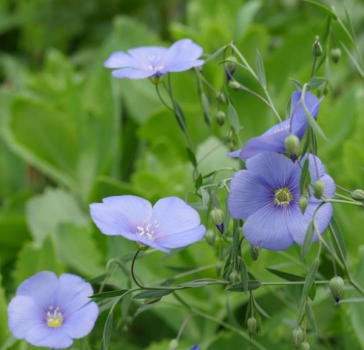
273 187 293 207
136 219 159 241
147 55 163 71
46 306 63 328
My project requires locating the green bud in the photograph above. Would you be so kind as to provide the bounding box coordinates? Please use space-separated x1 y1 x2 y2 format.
204 229 215 246
216 110 226 126
312 36 323 57
330 47 341 64
284 134 300 155
329 276 344 303
247 317 257 337
225 55 237 80
249 245 259 261
229 270 240 284
228 80 241 90
210 208 225 234
292 327 304 348
300 341 310 350
351 189 364 201
168 339 178 350
216 91 226 104
313 179 325 199
299 195 308 214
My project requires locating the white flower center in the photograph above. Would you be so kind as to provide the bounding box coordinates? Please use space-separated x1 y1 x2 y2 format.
46 306 63 328
136 219 159 241
147 55 163 72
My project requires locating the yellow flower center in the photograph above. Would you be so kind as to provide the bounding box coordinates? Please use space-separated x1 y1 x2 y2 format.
274 187 293 207
46 307 63 328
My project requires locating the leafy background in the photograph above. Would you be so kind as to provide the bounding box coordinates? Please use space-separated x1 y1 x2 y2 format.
1 0 364 349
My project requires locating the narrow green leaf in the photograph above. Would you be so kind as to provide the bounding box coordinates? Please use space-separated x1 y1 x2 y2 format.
227 103 240 136
200 188 210 208
289 78 303 90
301 221 315 259
305 302 318 334
226 280 261 292
329 217 347 263
204 45 229 64
174 101 187 131
201 92 211 126
305 0 337 19
299 158 310 194
101 310 113 350
266 268 305 282
301 259 319 301
341 42 364 77
254 300 271 319
307 77 326 90
186 147 197 167
239 258 249 293
90 289 129 300
133 289 173 299
178 281 209 288
195 173 203 190
255 49 266 89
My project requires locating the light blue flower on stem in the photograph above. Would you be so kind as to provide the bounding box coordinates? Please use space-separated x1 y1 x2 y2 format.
8 271 99 349
104 38 204 80
228 90 321 159
90 196 206 253
228 152 335 250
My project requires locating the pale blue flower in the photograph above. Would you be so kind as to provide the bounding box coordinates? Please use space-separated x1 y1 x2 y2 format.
228 91 321 159
228 152 335 250
90 196 206 253
104 38 204 79
8 271 99 349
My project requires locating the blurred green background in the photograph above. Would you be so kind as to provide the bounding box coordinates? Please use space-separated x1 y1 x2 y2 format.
1 0 364 349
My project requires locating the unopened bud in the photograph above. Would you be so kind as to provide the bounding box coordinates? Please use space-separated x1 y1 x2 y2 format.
284 134 300 155
225 55 237 81
250 245 259 261
229 270 240 284
247 317 257 337
205 229 215 246
299 195 308 214
313 179 325 199
312 36 323 57
300 341 310 350
228 80 241 90
330 48 341 64
292 327 304 348
329 276 344 303
216 91 226 104
210 208 225 234
216 110 226 126
351 189 364 201
169 339 178 350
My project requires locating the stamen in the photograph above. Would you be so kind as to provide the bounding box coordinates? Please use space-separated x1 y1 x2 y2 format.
274 187 293 207
46 306 63 328
136 219 160 240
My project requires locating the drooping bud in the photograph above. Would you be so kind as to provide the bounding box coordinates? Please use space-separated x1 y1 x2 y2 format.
216 91 226 104
292 327 304 348
247 317 257 337
284 134 300 156
228 80 241 90
229 270 240 284
312 35 323 57
330 48 341 64
249 245 259 261
204 229 215 246
168 339 179 350
329 276 344 303
299 195 308 214
300 341 310 350
351 189 364 201
225 55 237 81
210 208 225 234
216 110 226 126
313 179 325 199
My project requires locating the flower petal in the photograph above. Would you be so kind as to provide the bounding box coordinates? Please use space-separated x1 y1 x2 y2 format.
25 327 73 349
228 170 272 219
151 197 201 236
160 60 204 74
111 68 156 79
104 51 139 69
243 205 294 250
156 225 206 248
128 46 168 68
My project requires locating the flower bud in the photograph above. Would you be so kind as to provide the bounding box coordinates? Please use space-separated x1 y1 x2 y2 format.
249 245 259 261
229 270 240 284
299 195 308 214
216 91 226 104
169 339 178 350
247 317 257 337
300 341 310 350
312 36 323 57
216 110 226 126
204 229 215 246
228 81 241 90
330 48 341 64
210 208 225 234
284 134 300 156
351 189 364 201
329 276 344 303
292 327 304 348
225 55 237 81
313 179 325 199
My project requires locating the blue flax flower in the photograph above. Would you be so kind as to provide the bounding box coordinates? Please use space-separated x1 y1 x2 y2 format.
90 196 206 253
228 152 335 250
8 271 99 349
228 90 321 159
104 38 204 80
